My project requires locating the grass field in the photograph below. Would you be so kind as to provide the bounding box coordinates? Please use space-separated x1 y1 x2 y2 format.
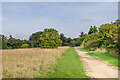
52 47 88 78
78 47 119 67
2 47 69 78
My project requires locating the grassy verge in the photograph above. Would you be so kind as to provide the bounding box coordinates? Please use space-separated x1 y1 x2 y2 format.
51 47 88 78
78 47 119 67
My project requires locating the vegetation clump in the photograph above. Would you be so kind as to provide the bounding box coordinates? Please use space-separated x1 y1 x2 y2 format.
1 28 63 49
1 20 119 56
21 43 28 48
39 28 62 48
81 22 119 56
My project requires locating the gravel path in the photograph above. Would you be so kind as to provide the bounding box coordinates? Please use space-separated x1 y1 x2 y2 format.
75 47 118 78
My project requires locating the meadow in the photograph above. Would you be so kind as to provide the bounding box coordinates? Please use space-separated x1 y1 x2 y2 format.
2 47 69 78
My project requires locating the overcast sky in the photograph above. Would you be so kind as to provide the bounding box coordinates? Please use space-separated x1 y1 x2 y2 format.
2 2 118 40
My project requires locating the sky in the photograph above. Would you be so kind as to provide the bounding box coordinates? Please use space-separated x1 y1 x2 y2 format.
2 2 118 40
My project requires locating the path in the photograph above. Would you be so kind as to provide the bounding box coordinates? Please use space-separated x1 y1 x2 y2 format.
75 47 118 78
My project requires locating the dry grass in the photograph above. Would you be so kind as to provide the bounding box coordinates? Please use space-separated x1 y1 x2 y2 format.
2 47 69 78
95 48 106 52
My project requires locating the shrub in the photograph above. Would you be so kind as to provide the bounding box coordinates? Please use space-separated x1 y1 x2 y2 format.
7 46 12 49
21 44 28 48
106 49 118 56
84 40 98 50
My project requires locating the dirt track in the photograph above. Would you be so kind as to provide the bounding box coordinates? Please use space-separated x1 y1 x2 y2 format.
75 47 118 78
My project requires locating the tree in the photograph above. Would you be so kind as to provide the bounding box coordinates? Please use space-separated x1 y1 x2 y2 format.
79 32 87 46
93 26 98 33
0 35 7 49
9 35 13 39
29 31 43 41
82 22 119 56
79 32 84 38
66 37 76 47
88 26 98 34
29 31 43 47
73 38 80 46
60 33 68 46
88 26 94 34
5 35 23 49
39 28 62 48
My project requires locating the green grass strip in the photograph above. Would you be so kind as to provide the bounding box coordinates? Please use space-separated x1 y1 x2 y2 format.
52 47 88 78
78 47 119 67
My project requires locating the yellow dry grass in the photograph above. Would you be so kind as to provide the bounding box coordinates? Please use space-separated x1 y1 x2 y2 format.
95 48 106 52
2 47 69 78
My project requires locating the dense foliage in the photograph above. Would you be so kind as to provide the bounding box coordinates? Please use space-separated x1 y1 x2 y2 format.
60 32 86 47
39 28 62 48
21 43 29 48
29 31 43 47
1 20 119 56
1 28 62 49
81 21 119 56
88 26 98 34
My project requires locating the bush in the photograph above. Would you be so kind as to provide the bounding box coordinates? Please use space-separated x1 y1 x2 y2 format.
106 49 118 56
84 40 98 50
21 44 28 48
7 46 12 49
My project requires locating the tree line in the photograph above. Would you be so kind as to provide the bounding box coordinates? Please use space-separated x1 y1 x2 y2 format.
0 20 119 56
81 20 119 56
0 28 83 49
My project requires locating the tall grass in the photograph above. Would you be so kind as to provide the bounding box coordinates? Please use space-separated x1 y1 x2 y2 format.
2 47 69 78
52 47 88 78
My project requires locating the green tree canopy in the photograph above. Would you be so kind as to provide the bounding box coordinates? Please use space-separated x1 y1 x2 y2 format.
88 26 98 34
29 31 43 47
60 33 69 46
39 28 62 48
82 22 119 56
0 35 7 49
21 43 29 48
79 32 84 38
29 31 43 41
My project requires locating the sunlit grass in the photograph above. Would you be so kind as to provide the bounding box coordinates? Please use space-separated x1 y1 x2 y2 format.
78 47 119 67
2 47 69 78
52 47 88 78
